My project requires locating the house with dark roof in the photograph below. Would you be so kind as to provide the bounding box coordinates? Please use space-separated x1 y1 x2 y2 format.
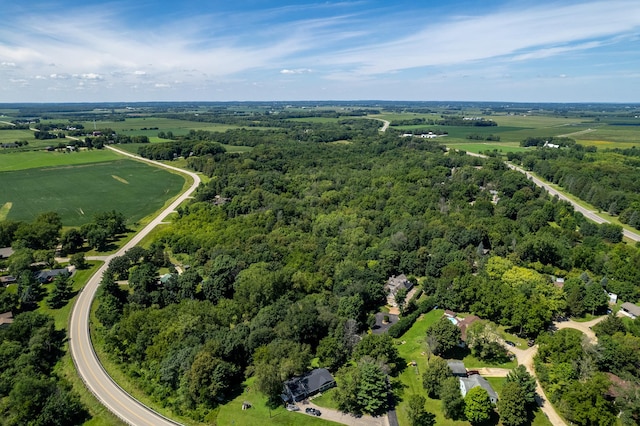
282 368 336 403
621 302 640 319
34 268 69 284
459 374 498 404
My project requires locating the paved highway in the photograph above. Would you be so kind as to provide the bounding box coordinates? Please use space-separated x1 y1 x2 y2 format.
69 146 200 426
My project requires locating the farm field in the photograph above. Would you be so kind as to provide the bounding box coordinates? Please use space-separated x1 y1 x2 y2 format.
67 117 243 136
0 149 122 172
0 158 185 226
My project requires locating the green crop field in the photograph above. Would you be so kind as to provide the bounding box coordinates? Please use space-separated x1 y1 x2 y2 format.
0 159 185 226
0 149 122 172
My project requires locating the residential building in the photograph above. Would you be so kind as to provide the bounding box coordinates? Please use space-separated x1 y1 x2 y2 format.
459 374 498 404
282 368 336 403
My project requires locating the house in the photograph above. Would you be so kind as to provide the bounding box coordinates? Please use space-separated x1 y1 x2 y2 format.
620 302 640 319
34 268 69 284
447 360 468 377
459 374 498 404
0 247 14 259
457 315 481 341
159 273 175 285
385 274 414 307
282 368 336 403
0 311 13 328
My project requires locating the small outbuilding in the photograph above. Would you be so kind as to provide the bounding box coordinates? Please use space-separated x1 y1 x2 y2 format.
282 368 336 403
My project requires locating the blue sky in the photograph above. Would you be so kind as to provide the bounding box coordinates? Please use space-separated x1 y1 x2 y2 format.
1 0 639 102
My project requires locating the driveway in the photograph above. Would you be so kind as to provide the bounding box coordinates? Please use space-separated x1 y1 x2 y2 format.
503 315 607 426
297 401 388 426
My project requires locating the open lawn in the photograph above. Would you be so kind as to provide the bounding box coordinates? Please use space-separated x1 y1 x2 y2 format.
216 378 337 426
0 159 185 226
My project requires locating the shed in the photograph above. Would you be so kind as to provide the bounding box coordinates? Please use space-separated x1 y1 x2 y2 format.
282 368 336 403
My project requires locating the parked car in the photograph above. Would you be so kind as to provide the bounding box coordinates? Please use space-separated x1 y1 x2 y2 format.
527 339 535 347
505 340 516 347
305 407 321 416
286 404 299 411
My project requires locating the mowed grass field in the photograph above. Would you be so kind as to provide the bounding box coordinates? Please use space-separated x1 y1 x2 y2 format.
0 158 185 226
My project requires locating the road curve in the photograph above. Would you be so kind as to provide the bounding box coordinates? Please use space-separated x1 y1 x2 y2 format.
69 146 201 426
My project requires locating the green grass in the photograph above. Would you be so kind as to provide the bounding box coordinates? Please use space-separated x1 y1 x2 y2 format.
0 149 122 172
310 388 340 410
0 128 35 143
0 158 185 226
38 261 102 330
216 378 338 426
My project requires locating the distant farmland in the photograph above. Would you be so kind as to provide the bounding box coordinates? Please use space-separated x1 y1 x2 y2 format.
0 159 185 226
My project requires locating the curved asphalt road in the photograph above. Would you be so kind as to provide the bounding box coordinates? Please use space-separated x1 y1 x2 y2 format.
69 146 200 426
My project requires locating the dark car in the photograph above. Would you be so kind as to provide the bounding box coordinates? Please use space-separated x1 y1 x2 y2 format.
305 408 321 416
527 339 535 347
505 340 516 347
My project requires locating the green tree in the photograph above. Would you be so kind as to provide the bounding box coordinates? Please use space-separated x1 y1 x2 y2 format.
353 333 401 375
505 365 537 408
583 283 608 316
425 317 461 356
422 356 453 398
46 274 73 309
497 382 528 426
406 394 436 426
464 387 493 424
441 376 465 420
60 228 84 255
69 252 88 270
356 361 389 415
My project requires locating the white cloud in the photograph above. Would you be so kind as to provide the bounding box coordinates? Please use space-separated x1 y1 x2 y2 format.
1 62 16 67
280 68 312 74
49 73 69 79
154 83 171 88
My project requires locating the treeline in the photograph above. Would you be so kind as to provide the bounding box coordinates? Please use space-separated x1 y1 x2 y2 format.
0 312 89 425
390 117 497 127
508 145 640 230
138 140 225 161
160 109 377 126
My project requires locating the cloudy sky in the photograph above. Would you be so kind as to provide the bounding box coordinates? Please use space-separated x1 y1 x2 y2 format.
1 0 639 102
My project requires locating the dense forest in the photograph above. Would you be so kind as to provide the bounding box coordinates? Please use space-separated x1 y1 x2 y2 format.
91 127 640 423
